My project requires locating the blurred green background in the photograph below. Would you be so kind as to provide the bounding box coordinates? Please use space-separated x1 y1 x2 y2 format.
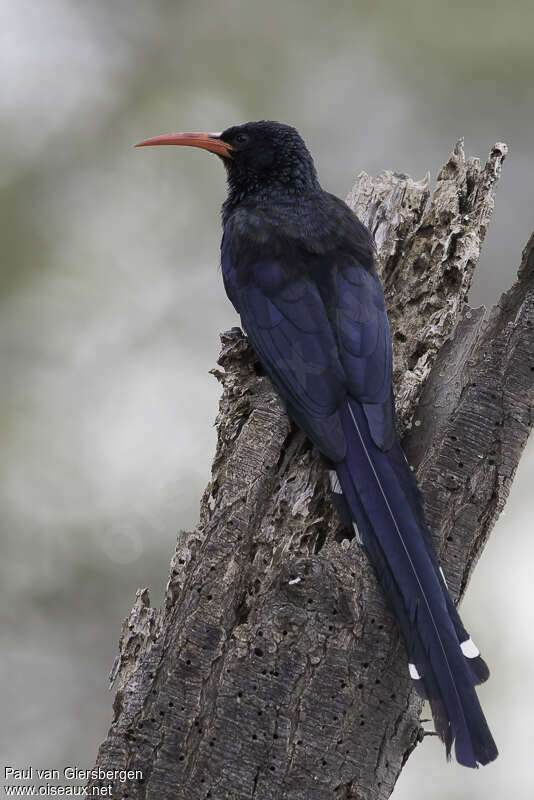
1 1 533 797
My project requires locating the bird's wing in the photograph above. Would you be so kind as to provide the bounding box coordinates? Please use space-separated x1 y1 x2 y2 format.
222 236 347 460
221 226 394 458
335 258 396 449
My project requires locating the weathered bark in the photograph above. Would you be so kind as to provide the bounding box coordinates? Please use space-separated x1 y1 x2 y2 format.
90 141 534 800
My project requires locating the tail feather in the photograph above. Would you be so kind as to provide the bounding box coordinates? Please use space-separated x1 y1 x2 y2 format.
335 398 497 767
344 482 455 753
387 433 491 688
438 570 491 687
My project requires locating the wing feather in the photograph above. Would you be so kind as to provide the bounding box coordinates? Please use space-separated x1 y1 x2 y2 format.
221 223 395 456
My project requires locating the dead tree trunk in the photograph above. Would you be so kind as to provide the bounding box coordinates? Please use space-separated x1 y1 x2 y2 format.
90 141 534 799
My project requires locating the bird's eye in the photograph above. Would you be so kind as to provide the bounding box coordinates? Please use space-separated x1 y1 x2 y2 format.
234 133 249 145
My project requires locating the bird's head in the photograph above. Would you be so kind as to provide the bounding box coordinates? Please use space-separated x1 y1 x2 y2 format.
135 120 319 201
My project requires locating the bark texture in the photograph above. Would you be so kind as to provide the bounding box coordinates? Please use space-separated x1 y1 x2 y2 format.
91 142 534 800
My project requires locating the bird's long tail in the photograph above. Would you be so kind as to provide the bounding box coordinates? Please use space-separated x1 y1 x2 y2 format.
333 398 497 767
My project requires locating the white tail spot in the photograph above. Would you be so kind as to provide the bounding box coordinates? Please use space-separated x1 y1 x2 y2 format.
352 522 362 544
439 566 448 588
409 663 421 680
460 638 480 658
329 470 342 494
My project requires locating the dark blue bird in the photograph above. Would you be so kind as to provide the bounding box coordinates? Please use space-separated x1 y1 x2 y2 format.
135 121 497 768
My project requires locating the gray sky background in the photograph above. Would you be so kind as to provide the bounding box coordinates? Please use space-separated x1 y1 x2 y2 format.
1 1 533 797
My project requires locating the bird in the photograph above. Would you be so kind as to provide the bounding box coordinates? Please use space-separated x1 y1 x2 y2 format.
135 120 498 768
